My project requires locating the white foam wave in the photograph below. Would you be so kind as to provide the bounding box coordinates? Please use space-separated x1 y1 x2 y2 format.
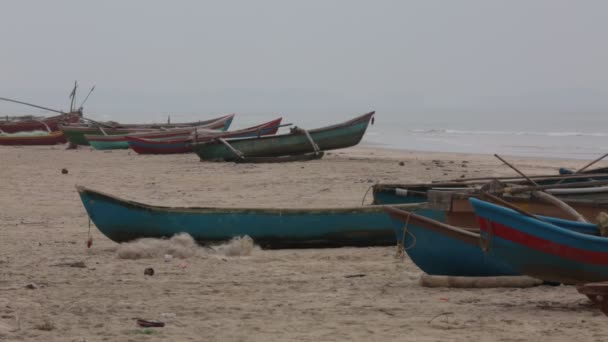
409 128 608 137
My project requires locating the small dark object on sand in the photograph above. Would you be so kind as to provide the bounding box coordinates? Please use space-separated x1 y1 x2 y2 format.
344 274 366 278
137 319 165 328
61 168 68 174
144 268 154 276
399 161 405 166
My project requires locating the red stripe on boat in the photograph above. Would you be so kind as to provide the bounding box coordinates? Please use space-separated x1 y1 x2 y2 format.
477 217 608 265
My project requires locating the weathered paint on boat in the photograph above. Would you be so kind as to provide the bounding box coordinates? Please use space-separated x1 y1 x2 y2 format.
61 114 234 146
470 198 606 284
385 206 518 276
77 185 424 248
192 112 374 161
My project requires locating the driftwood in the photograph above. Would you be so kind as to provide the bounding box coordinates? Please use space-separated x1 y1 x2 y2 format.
419 274 543 288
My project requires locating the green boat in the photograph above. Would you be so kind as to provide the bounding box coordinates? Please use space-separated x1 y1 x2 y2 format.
192 111 375 161
61 114 234 146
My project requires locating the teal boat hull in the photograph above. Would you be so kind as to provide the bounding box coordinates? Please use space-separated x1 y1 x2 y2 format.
193 112 374 161
89 140 130 150
77 185 425 248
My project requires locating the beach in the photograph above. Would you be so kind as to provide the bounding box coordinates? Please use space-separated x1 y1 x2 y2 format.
1 145 607 342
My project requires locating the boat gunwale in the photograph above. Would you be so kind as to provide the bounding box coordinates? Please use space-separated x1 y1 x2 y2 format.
77 185 425 215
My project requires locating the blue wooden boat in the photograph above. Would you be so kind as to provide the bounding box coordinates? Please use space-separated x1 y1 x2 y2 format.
384 206 518 276
77 186 426 248
470 197 606 284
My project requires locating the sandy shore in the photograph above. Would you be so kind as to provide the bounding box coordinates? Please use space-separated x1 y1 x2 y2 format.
1 145 607 341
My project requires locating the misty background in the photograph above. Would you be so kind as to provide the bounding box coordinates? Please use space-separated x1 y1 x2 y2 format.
1 1 607 157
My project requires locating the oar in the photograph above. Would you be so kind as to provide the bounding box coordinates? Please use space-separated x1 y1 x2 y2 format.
494 154 539 186
0 97 66 114
493 154 589 223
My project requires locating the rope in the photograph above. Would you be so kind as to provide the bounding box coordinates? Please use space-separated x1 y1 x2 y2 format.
361 182 378 206
395 210 418 259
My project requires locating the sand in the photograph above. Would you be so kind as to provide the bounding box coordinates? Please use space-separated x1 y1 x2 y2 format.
1 145 607 341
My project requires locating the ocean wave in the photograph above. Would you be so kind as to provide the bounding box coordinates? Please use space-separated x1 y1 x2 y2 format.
409 128 608 137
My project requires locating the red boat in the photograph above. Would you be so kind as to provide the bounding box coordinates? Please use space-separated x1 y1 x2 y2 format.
127 117 284 154
0 112 82 133
0 131 67 145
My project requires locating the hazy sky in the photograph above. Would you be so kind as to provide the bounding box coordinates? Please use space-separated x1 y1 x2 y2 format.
1 1 607 121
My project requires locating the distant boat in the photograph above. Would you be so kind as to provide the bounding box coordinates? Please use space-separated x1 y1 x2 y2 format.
0 112 81 133
76 185 424 248
192 111 375 162
470 197 606 284
127 117 284 154
0 130 67 145
61 114 234 146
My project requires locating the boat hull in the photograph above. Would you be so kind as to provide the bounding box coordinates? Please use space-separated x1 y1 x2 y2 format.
0 131 67 145
193 112 374 161
77 186 423 248
471 198 608 284
385 207 518 276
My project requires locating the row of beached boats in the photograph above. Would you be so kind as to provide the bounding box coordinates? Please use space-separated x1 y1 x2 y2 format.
77 163 608 315
1 110 376 163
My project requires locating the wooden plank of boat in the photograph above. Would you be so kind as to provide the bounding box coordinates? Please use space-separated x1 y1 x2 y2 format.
470 198 606 284
192 111 375 161
235 152 325 163
76 185 423 249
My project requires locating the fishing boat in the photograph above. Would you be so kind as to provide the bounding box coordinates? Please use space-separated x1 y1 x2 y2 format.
0 130 67 145
192 111 375 161
470 197 608 284
127 117 284 154
61 114 235 146
384 205 598 277
0 112 81 133
77 185 424 248
384 206 518 276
